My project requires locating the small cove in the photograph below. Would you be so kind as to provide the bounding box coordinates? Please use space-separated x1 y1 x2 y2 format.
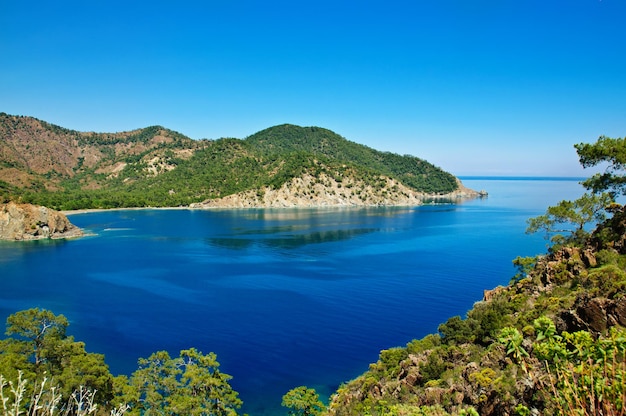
0 178 585 415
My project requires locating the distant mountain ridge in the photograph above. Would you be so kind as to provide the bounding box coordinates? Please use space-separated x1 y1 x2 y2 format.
0 113 478 210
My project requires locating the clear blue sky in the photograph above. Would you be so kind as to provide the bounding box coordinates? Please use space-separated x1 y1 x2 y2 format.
1 1 625 176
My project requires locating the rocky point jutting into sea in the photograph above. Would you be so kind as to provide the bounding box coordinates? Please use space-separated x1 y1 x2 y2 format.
0 202 83 241
190 176 483 209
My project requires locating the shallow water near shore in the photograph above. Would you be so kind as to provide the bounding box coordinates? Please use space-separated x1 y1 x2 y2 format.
0 178 585 415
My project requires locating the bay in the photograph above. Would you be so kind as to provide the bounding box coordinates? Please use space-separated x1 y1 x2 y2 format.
0 178 586 415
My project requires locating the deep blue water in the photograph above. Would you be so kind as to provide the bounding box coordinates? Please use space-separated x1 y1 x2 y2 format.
0 178 586 415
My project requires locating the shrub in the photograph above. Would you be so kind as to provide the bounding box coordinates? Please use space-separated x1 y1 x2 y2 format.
0 371 129 416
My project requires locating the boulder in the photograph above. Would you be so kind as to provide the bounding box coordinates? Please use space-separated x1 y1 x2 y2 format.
0 202 83 241
483 286 506 302
559 293 626 335
609 296 626 327
577 296 608 333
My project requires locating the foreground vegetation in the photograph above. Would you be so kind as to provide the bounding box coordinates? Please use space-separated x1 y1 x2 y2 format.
1 135 626 415
0 309 241 416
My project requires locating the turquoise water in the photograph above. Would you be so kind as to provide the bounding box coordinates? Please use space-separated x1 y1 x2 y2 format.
0 178 586 415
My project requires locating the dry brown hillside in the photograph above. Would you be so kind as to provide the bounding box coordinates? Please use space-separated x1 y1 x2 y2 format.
0 113 199 191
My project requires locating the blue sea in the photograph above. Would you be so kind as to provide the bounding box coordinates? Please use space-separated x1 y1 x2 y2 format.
0 178 586 415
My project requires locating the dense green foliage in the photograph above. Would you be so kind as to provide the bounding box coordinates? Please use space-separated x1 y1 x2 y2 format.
0 115 460 210
576 135 626 197
0 308 115 407
0 180 17 204
246 125 458 194
126 348 241 415
526 192 614 248
282 386 326 416
537 325 626 415
0 308 241 416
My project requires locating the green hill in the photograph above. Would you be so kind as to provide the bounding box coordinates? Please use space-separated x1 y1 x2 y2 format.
0 114 462 210
246 124 458 194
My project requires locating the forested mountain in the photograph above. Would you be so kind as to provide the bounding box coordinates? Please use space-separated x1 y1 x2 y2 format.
246 124 458 193
0 113 462 210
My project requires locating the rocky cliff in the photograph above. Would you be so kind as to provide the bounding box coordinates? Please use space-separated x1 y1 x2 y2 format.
0 202 83 240
191 175 482 209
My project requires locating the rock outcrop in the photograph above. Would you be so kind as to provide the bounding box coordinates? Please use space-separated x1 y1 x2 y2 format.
0 202 83 241
190 175 482 209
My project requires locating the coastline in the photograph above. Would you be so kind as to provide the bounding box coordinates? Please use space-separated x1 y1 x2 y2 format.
62 198 472 216
62 179 484 214
5 179 575 416
62 206 192 216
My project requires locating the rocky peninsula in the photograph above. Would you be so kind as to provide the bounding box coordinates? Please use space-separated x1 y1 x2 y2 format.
0 202 83 241
191 176 483 209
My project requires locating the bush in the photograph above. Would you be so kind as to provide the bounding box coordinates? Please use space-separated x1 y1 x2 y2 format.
0 371 129 416
438 316 476 345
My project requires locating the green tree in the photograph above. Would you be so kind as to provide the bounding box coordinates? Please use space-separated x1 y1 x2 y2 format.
526 192 613 246
53 340 114 403
0 308 116 408
5 308 68 368
575 135 626 196
438 316 476 345
281 386 325 416
127 348 241 416
511 256 537 284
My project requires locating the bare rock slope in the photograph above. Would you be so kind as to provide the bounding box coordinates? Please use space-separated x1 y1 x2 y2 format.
191 175 481 209
0 202 83 240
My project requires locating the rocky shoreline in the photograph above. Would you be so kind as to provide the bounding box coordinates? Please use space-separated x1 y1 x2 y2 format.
0 178 484 240
190 176 484 209
0 202 83 241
